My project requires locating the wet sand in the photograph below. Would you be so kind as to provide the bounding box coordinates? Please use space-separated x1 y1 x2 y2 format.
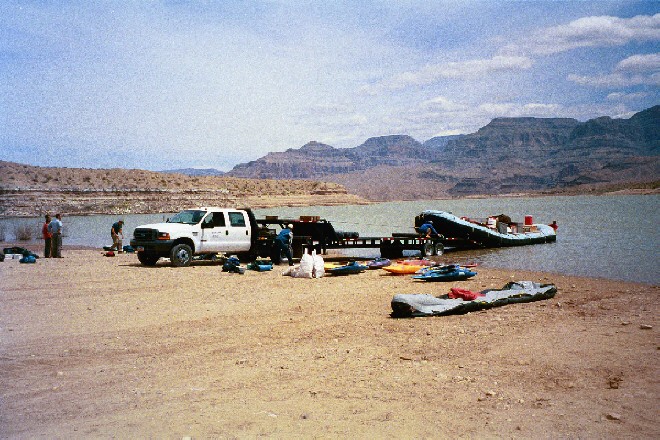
1 248 658 438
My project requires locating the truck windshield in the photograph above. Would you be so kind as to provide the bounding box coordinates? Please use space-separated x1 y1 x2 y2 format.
167 210 206 224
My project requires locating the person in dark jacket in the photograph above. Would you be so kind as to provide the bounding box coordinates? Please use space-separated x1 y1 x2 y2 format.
418 221 439 238
111 220 124 251
275 224 294 266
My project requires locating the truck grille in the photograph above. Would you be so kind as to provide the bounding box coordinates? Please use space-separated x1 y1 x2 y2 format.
134 228 157 240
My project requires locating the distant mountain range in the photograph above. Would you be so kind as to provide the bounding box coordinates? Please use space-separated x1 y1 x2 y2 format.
225 105 659 200
160 167 225 176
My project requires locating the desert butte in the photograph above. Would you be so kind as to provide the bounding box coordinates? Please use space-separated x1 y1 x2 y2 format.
1 248 658 438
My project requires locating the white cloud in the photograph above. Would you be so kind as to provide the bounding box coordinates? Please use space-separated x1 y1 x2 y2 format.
476 102 564 119
568 72 660 88
503 14 660 56
420 96 468 112
361 56 533 94
567 52 660 88
606 91 649 101
615 53 660 73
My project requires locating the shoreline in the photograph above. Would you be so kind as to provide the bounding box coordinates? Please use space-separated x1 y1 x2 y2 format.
4 243 658 288
1 183 657 218
1 249 657 437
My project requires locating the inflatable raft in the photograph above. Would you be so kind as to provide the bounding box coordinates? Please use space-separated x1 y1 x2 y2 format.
415 210 556 249
391 281 557 317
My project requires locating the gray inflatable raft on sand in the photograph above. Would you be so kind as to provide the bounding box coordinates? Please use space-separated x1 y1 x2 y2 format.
391 281 557 318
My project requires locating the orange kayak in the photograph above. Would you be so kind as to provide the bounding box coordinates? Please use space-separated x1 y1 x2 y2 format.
382 264 429 275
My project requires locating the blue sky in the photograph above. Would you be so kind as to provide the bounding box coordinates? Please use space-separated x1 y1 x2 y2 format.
1 1 658 171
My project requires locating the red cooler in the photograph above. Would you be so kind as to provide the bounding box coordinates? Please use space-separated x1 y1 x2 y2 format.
524 215 533 226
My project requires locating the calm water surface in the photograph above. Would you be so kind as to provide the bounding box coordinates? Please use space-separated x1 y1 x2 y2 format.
2 195 657 284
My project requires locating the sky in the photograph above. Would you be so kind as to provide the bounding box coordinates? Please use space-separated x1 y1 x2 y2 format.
1 1 658 171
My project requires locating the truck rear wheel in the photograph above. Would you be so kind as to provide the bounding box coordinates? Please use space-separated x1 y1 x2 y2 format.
137 252 160 266
170 244 193 267
433 243 444 256
421 242 434 257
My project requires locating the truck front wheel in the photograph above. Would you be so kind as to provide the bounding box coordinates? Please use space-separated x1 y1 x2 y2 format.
170 244 193 267
137 252 160 266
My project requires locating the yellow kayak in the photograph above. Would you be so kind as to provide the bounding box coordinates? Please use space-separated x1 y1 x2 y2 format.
382 264 429 275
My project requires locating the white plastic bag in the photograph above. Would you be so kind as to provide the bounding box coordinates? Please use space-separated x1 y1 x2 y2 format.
312 250 325 278
281 265 297 276
293 249 314 278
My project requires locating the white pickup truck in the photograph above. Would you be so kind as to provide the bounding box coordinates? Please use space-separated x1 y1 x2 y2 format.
130 207 277 267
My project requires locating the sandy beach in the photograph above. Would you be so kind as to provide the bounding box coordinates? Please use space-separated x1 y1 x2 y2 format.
1 248 658 438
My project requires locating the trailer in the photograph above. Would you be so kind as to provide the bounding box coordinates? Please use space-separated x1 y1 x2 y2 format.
257 215 444 263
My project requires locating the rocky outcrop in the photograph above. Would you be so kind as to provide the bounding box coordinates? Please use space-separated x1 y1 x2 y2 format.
228 136 436 179
227 106 659 199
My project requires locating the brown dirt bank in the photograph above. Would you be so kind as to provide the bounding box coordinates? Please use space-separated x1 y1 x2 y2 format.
1 250 658 438
0 160 368 217
0 189 368 218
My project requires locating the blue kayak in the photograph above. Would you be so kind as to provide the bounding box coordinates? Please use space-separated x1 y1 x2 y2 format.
328 261 368 275
412 264 477 281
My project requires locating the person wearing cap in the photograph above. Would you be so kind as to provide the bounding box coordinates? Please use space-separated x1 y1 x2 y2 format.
110 220 124 252
275 223 294 266
418 220 439 238
48 213 63 258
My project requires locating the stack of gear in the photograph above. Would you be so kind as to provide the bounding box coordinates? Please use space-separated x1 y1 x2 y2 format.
223 256 245 274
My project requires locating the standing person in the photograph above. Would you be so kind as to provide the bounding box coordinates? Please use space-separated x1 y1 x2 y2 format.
275 223 294 266
42 214 52 258
48 213 63 258
111 220 124 251
549 220 558 232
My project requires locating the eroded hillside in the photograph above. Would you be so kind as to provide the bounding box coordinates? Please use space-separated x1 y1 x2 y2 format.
0 161 367 217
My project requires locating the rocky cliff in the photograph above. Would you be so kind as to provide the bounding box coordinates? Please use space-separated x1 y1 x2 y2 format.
229 136 439 179
227 106 659 199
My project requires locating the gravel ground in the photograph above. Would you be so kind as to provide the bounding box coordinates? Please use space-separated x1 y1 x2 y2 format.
1 248 658 438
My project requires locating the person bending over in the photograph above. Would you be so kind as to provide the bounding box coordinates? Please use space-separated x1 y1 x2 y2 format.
275 224 294 266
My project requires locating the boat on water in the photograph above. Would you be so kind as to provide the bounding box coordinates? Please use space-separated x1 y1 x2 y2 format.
411 264 477 282
415 210 556 249
326 261 368 275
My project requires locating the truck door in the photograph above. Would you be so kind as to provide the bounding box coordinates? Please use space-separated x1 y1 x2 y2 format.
227 211 251 252
199 211 228 252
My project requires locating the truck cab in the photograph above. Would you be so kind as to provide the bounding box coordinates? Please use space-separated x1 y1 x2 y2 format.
131 207 256 267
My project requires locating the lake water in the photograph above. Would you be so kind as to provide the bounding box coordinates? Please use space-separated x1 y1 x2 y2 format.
1 195 657 284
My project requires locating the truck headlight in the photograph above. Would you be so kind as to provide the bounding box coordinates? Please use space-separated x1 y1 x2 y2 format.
157 232 170 240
